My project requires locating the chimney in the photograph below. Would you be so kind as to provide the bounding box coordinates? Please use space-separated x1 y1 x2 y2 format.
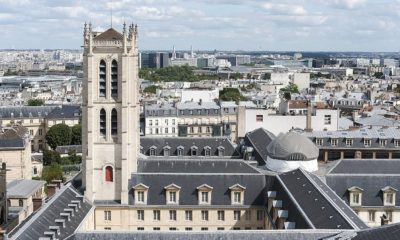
381 215 389 226
352 110 359 122
305 100 313 132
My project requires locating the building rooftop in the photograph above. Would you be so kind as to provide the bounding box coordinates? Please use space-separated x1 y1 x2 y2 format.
46 105 81 119
138 159 261 174
328 160 400 175
7 179 46 198
302 126 400 139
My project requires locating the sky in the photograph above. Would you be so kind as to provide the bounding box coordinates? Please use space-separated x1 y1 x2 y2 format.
0 0 400 51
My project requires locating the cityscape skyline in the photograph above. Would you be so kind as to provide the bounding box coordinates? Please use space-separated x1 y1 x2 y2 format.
1 0 400 52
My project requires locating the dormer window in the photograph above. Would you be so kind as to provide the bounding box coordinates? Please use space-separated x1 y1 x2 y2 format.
163 146 171 157
191 146 198 156
204 146 211 157
177 146 184 156
346 138 353 147
364 138 371 147
381 186 397 206
395 139 400 147
217 146 225 157
133 183 149 205
149 146 157 156
316 138 323 146
331 138 338 147
229 184 246 205
379 139 387 147
165 184 181 205
197 184 213 205
348 186 363 207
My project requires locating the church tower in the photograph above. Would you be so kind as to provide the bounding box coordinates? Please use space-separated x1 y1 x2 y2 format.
82 23 139 204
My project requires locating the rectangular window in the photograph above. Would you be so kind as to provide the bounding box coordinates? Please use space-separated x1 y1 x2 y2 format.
165 119 169 125
39 129 43 136
380 139 387 147
352 193 360 205
395 140 400 147
324 115 332 125
172 119 176 125
169 227 177 231
155 120 159 126
185 210 193 221
149 120 153 126
29 129 34 136
169 192 177 203
185 227 193 231
137 191 144 203
245 210 251 221
386 211 393 222
316 138 323 146
201 210 209 221
369 211 375 222
218 210 225 221
201 192 209 203
346 139 353 147
169 210 177 221
257 210 264 221
256 115 263 122
386 193 394 205
234 192 242 203
137 210 144 220
165 128 168 134
364 139 371 147
153 210 160 221
137 227 144 231
104 227 111 230
201 227 208 231
331 139 338 147
217 227 224 231
153 227 160 231
234 210 241 221
104 211 111 221
233 227 240 230
172 127 176 133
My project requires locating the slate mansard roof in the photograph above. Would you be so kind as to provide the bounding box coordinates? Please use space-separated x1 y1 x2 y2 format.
140 137 240 158
272 169 367 230
0 106 57 119
128 159 266 206
46 105 81 119
326 160 400 207
7 179 46 198
8 184 92 240
243 128 275 165
302 126 400 149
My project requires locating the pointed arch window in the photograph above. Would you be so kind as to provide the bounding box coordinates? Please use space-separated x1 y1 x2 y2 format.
111 109 118 135
105 166 113 182
99 60 106 97
111 60 118 98
100 109 106 136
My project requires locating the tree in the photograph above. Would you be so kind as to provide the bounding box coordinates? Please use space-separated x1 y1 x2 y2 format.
70 124 82 145
143 85 159 94
41 163 64 183
43 149 61 166
280 83 299 94
27 99 45 106
46 124 72 150
374 72 384 79
219 88 247 101
263 72 271 80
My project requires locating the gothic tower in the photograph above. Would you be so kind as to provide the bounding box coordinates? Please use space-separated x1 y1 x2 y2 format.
82 23 139 204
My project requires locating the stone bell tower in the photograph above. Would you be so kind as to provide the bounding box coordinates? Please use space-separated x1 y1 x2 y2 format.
82 23 140 204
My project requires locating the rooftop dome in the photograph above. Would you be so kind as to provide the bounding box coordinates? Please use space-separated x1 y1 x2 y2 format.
266 132 319 161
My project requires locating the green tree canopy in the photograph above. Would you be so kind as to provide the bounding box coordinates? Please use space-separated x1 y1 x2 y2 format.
46 123 71 150
219 88 247 101
280 84 299 94
43 149 61 165
41 163 64 183
143 85 160 94
139 66 200 82
27 99 45 106
70 124 82 145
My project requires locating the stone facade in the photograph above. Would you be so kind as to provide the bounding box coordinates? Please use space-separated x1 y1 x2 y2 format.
82 24 140 204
